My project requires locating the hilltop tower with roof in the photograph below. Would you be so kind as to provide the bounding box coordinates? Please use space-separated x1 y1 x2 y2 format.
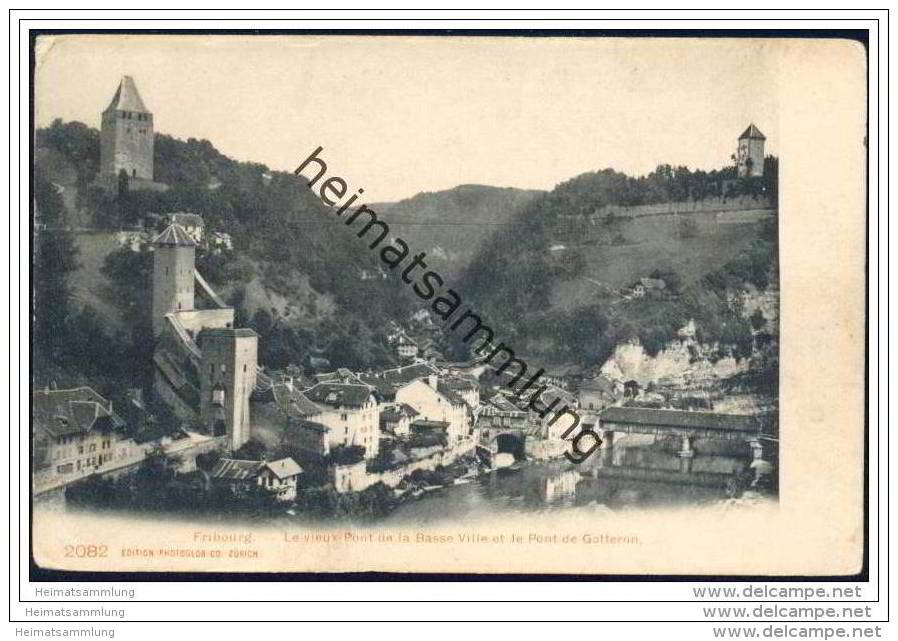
100 75 155 182
736 124 766 177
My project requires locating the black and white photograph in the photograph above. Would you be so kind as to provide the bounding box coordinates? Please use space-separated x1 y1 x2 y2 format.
25 31 866 580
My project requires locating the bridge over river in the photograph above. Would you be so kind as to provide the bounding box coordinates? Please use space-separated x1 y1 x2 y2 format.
595 407 773 474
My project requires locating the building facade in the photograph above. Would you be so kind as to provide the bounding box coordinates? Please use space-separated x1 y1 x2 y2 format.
395 376 469 443
210 457 302 502
32 387 135 483
304 383 381 459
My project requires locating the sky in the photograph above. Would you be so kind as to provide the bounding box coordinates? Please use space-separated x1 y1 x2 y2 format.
34 35 783 202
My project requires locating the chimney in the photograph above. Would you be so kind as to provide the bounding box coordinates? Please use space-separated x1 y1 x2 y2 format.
427 374 438 390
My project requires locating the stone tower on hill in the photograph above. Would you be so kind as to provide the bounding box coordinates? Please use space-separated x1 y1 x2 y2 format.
736 124 766 178
100 75 155 182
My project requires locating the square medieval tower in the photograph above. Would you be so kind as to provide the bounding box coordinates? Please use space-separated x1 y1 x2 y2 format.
100 75 154 181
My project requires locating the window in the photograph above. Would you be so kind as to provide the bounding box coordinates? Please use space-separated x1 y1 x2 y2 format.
78 446 84 454
89 444 96 453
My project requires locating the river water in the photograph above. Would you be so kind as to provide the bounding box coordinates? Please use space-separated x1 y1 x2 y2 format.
382 443 750 525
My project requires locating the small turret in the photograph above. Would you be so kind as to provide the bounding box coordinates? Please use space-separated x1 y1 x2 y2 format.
736 123 766 178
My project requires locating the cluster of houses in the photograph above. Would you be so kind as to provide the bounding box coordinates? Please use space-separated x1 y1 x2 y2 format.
621 276 668 300
33 338 652 503
384 309 447 363
33 79 775 508
34 210 771 505
117 212 233 255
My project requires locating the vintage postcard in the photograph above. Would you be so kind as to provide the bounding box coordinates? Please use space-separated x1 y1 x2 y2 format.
29 34 867 576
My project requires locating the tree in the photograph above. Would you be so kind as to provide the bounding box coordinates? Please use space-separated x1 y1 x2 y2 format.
134 446 181 496
233 439 268 461
33 172 79 366
750 308 766 332
328 445 366 466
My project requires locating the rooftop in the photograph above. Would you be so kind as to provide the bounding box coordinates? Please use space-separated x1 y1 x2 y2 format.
211 459 261 481
170 212 205 228
251 383 321 419
262 457 303 479
381 403 420 421
304 382 374 409
436 381 467 407
104 75 150 114
32 387 124 438
599 407 761 433
199 327 258 339
359 362 439 387
152 223 196 247
739 123 766 141
410 419 450 431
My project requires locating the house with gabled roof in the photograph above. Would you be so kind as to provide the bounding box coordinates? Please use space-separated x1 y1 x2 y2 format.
169 212 204 244
394 375 470 444
31 386 136 486
302 382 381 459
395 333 418 360
443 375 480 409
474 392 529 431
576 375 623 413
379 403 420 437
210 456 302 501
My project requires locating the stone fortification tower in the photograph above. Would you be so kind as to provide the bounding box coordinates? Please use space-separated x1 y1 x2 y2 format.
100 75 155 181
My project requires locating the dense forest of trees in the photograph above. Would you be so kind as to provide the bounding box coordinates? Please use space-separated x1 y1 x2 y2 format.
34 118 778 391
457 161 779 366
34 119 416 379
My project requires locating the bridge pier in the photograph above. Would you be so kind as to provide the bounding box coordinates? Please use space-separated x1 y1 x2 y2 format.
599 430 615 466
749 438 765 461
677 434 694 474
